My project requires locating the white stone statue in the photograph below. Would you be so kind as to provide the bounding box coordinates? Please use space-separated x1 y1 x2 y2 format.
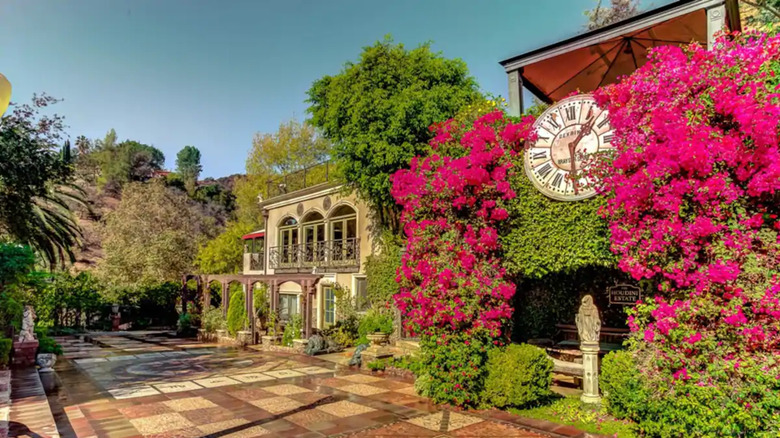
18 305 36 342
575 295 601 344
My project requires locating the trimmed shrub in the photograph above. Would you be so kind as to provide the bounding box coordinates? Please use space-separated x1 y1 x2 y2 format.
226 290 247 336
202 307 226 333
0 338 11 368
37 334 62 355
482 343 552 408
418 331 491 406
601 350 647 420
357 309 394 345
282 313 302 346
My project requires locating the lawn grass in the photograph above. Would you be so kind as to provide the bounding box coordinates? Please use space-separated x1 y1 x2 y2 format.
509 395 637 437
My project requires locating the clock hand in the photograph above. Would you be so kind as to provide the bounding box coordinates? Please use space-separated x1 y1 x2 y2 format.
566 117 596 195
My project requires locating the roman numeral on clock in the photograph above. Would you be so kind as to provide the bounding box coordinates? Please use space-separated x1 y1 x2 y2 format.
532 150 548 160
565 106 576 121
551 172 563 189
597 117 609 129
548 117 560 130
536 163 553 179
603 134 614 144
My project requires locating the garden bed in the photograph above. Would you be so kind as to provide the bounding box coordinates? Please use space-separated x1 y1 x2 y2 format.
508 396 636 437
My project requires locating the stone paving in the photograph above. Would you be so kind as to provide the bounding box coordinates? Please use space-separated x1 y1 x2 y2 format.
11 333 559 438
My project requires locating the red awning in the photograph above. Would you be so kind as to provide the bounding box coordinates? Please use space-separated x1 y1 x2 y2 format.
242 230 265 240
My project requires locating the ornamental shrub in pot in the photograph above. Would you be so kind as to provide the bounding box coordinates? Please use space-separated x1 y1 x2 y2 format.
36 334 62 373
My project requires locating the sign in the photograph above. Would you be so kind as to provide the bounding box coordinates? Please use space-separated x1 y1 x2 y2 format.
608 283 641 305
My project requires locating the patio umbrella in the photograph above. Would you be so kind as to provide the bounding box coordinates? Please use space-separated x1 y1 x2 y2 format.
510 6 709 103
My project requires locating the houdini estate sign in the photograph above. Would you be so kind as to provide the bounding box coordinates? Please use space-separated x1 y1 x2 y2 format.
608 283 641 305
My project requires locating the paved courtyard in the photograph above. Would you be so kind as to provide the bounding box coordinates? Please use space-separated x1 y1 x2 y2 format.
10 333 554 438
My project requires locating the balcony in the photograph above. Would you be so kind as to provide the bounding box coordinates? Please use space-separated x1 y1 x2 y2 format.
268 238 360 272
266 161 334 200
243 252 265 273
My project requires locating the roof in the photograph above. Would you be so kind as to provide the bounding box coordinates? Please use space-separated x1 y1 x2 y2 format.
242 230 265 240
499 0 737 103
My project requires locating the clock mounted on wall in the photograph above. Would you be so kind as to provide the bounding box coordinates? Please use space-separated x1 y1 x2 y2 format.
524 94 615 201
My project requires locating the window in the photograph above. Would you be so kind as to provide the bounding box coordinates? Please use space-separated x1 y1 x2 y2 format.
355 277 368 311
301 212 325 263
323 286 335 326
279 294 299 321
278 217 299 265
329 205 357 263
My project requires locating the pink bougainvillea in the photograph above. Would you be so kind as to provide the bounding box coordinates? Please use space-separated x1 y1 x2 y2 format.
596 31 780 433
391 112 534 339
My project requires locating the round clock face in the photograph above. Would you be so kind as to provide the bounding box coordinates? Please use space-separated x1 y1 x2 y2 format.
524 94 615 201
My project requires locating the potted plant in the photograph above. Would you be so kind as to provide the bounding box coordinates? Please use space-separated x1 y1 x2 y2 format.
358 309 394 346
261 311 282 346
36 334 62 373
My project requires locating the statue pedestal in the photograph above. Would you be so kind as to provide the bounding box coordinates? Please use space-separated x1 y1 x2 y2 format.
111 314 121 331
579 341 601 404
12 340 39 367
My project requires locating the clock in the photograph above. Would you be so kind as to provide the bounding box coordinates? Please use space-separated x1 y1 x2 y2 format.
524 94 615 201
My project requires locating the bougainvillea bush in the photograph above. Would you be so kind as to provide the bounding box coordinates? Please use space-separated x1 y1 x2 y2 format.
595 32 780 436
391 111 534 406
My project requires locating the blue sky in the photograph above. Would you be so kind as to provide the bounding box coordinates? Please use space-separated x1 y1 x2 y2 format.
0 0 668 178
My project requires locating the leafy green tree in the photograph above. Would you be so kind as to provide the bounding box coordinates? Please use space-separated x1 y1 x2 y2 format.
90 130 165 190
0 95 87 266
98 182 217 288
226 284 247 336
307 37 482 231
195 221 254 274
176 145 202 194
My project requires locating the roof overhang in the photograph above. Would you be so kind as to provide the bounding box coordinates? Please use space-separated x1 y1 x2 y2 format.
500 0 739 103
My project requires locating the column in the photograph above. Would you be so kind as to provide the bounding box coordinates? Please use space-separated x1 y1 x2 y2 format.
246 281 255 336
706 4 726 50
222 282 229 318
507 69 524 117
181 277 188 315
202 277 211 312
301 281 310 339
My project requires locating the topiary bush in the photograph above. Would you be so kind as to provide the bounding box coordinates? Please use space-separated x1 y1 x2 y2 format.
226 289 247 336
600 350 647 420
482 343 553 408
0 338 11 368
282 313 302 346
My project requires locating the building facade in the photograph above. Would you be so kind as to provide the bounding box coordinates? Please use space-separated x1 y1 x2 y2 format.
240 162 374 332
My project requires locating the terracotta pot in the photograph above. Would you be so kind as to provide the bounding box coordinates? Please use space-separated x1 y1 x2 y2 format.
36 353 56 373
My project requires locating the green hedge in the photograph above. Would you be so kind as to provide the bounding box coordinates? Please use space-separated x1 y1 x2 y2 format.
482 344 553 408
282 313 302 346
601 350 648 420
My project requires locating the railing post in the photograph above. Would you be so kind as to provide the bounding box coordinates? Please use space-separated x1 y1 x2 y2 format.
303 167 307 189
325 161 329 181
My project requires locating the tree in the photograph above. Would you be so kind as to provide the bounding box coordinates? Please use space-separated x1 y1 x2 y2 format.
175 145 202 194
0 94 87 267
90 131 165 190
584 0 639 30
98 182 217 288
307 37 483 232
741 0 780 30
194 221 253 274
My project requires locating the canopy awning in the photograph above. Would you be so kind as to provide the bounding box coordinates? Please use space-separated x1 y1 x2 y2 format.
500 0 741 104
242 230 265 240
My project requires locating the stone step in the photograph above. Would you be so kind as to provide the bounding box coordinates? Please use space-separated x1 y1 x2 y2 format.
395 339 420 354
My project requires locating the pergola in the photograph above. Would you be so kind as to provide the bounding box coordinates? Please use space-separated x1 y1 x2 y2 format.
500 0 742 115
182 273 322 343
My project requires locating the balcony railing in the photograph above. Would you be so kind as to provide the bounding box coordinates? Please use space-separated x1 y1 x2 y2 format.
266 161 333 200
250 253 264 271
268 238 360 271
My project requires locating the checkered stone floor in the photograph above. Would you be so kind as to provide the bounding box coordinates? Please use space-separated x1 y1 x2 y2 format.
42 332 549 437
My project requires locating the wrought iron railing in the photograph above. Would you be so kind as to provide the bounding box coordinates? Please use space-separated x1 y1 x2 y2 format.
249 253 264 271
268 238 360 270
266 161 332 200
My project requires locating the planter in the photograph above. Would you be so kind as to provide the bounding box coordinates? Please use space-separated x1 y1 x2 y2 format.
111 303 120 314
36 353 56 373
237 330 253 346
261 335 281 348
197 329 214 343
366 332 390 346
292 338 309 353
215 329 228 338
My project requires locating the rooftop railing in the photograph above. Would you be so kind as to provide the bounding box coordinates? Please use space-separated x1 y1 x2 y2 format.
265 161 333 200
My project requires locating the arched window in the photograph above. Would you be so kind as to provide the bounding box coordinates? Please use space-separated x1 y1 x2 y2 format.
328 205 357 264
278 216 299 265
301 211 325 264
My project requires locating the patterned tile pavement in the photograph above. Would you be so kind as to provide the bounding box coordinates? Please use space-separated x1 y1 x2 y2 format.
11 332 561 438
